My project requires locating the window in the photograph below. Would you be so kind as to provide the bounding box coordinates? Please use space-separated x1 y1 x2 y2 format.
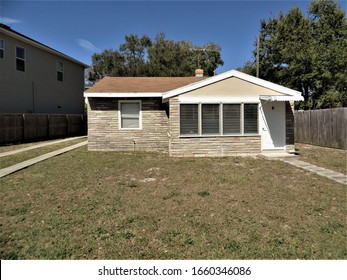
16 46 25 72
223 104 241 134
57 61 64 81
119 101 141 129
0 39 4 59
202 104 219 135
180 104 199 135
244 104 258 134
180 103 258 136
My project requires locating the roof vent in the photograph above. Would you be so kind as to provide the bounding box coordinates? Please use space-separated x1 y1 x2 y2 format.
195 69 204 77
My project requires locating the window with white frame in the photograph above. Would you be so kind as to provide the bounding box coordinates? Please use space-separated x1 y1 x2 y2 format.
119 101 141 129
0 39 4 59
57 61 64 81
16 46 25 72
180 103 258 136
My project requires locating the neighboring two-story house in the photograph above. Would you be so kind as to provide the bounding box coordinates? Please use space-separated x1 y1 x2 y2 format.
0 24 88 114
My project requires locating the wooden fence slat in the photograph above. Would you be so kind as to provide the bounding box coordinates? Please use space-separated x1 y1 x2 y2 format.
0 114 87 145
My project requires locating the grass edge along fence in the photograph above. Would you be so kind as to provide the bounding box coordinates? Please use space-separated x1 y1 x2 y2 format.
294 108 347 150
0 114 87 145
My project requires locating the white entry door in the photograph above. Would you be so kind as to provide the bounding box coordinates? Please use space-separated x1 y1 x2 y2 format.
260 100 285 150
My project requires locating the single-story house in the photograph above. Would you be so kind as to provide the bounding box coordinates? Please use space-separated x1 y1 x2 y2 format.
84 70 303 157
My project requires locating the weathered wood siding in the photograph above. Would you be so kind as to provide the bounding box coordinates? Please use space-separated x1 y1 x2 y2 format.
295 108 347 149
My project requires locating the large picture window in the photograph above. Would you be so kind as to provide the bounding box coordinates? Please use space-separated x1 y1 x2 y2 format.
180 103 258 136
119 101 141 129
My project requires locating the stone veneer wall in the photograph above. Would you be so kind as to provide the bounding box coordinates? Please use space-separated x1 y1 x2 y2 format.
87 97 169 152
285 101 295 151
169 97 261 157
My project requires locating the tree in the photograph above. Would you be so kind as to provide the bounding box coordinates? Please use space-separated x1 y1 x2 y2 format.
89 32 224 80
239 0 347 109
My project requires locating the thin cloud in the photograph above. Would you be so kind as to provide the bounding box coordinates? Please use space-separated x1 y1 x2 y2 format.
77 39 100 52
0 17 22 24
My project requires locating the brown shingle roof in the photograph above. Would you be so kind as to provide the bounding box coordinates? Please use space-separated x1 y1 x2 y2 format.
85 76 207 93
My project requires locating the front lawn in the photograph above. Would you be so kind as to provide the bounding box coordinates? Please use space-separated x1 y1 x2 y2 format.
295 143 347 175
0 148 345 259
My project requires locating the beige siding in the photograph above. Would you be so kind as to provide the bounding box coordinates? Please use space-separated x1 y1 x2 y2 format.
87 97 169 152
0 32 85 114
169 97 261 157
182 77 286 97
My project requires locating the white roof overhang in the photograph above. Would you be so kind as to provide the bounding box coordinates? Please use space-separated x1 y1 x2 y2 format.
260 95 304 102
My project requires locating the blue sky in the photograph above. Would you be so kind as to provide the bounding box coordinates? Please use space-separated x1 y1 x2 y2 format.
1 0 346 74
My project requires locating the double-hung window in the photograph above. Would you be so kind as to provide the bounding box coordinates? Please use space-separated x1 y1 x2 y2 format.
16 46 25 72
0 39 4 59
180 103 258 136
119 101 141 129
57 61 64 81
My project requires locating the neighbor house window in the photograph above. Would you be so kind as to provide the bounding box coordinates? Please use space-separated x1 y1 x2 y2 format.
57 61 64 81
119 101 141 129
16 46 25 72
0 39 4 59
180 103 258 136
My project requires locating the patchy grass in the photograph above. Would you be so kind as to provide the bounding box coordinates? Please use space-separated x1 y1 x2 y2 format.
295 143 347 175
0 148 346 260
0 138 86 169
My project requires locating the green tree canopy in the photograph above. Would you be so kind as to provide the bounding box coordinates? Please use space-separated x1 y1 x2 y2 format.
89 33 224 81
239 0 347 109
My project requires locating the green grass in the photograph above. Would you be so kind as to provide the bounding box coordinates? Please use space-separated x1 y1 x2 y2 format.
0 148 346 259
295 143 347 175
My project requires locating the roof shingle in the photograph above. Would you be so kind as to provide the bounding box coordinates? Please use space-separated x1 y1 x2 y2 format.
85 76 207 93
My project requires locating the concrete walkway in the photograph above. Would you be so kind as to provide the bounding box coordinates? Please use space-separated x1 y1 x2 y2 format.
0 136 87 158
261 152 347 185
0 140 87 178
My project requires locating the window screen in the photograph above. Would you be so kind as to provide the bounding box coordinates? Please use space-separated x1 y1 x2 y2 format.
223 104 241 134
180 104 199 135
244 104 258 134
202 104 219 135
120 102 140 129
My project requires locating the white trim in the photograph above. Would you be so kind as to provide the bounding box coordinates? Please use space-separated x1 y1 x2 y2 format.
57 61 64 82
118 100 142 130
260 95 303 101
179 95 260 103
84 92 163 98
163 69 302 101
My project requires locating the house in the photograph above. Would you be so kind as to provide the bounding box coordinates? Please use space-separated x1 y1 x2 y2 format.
0 24 88 114
84 69 303 157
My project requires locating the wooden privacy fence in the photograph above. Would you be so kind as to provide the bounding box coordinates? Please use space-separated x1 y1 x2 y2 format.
294 108 347 149
0 114 87 144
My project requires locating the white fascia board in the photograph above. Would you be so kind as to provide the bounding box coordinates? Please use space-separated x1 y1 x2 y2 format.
178 96 260 103
260 95 304 101
162 69 302 101
84 92 163 98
